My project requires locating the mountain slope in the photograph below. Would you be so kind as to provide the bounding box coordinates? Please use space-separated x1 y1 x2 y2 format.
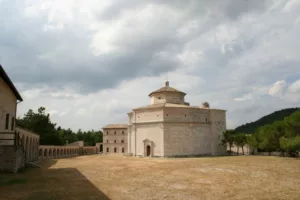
235 108 300 134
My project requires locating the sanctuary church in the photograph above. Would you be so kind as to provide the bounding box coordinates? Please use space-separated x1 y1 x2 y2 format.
104 81 227 157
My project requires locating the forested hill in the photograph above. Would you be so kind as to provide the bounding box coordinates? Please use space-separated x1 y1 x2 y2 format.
235 108 300 134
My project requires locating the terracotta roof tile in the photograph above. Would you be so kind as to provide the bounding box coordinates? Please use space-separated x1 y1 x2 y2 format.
148 81 186 96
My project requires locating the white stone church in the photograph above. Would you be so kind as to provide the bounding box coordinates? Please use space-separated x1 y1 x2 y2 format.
125 81 227 157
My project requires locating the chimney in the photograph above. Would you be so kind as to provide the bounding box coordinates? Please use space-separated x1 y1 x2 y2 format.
165 81 169 87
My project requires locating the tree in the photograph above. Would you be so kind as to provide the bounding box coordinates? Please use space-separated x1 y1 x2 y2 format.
284 111 300 138
17 107 62 145
17 107 103 146
280 136 300 156
221 130 235 155
235 108 299 134
234 134 247 155
247 134 259 154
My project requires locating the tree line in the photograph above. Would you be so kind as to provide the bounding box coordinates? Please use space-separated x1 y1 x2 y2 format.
222 109 300 156
16 107 103 146
235 108 299 134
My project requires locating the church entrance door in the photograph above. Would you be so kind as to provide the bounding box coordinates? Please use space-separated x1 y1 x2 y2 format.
146 145 151 156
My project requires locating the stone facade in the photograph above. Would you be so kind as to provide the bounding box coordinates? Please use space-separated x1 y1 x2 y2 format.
102 124 128 154
127 81 227 157
0 65 27 172
16 127 40 162
0 70 19 140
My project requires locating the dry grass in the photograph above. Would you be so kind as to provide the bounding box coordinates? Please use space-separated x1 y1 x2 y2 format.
0 155 300 200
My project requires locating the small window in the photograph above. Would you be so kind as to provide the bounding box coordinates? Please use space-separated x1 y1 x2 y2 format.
114 140 116 143
158 97 161 99
122 131 124 134
106 148 109 152
107 140 109 143
121 140 124 143
166 114 168 116
114 131 116 134
185 114 187 117
5 114 9 130
122 148 125 153
11 117 15 131
114 148 117 153
205 118 208 122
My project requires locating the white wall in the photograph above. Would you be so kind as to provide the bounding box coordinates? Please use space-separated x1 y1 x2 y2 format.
134 123 164 156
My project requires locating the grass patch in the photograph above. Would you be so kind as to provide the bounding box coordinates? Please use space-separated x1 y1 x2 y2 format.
0 178 28 186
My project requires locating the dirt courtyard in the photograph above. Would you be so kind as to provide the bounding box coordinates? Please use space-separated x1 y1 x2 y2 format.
0 155 299 200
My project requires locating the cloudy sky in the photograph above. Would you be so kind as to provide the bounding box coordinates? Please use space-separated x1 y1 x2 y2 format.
1 0 300 131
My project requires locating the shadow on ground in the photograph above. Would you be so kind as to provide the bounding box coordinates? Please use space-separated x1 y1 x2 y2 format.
0 159 110 200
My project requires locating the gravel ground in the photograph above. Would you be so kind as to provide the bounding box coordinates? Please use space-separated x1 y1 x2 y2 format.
0 154 299 200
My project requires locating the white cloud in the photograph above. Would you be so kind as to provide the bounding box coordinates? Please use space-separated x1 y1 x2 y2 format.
2 0 300 131
287 79 300 93
234 93 253 101
269 80 286 96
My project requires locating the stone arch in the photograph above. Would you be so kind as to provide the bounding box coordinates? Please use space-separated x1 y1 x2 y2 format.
53 149 56 157
29 138 33 161
60 149 63 156
21 135 25 148
31 138 35 161
143 139 154 157
35 139 39 160
56 149 60 157
146 145 151 156
64 149 66 155
25 136 29 161
49 149 52 158
39 149 43 157
44 149 48 157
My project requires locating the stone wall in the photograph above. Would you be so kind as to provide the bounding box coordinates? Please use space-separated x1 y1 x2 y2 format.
209 110 227 155
134 109 163 123
163 107 210 123
0 146 25 173
164 123 212 156
17 127 40 162
103 127 128 154
150 93 185 105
